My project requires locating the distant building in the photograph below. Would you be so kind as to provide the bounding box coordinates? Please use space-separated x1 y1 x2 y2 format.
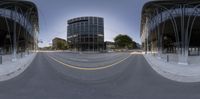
132 41 137 49
136 43 141 49
52 38 67 50
104 41 115 50
39 46 52 51
67 16 104 51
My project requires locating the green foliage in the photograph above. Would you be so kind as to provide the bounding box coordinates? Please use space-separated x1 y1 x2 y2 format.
114 34 134 49
55 41 69 50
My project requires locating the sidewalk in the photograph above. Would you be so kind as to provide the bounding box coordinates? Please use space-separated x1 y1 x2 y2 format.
0 53 37 81
144 54 200 83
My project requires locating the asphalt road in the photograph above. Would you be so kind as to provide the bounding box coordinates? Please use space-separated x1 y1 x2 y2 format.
47 52 131 68
0 52 200 99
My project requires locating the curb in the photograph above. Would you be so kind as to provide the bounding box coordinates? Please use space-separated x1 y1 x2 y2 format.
143 54 200 83
0 53 37 81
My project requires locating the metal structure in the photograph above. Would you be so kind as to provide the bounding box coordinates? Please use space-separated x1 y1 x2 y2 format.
0 0 39 61
67 16 104 51
141 0 200 64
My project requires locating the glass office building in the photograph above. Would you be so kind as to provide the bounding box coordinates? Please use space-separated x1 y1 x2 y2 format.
0 0 39 58
141 0 200 64
67 17 104 51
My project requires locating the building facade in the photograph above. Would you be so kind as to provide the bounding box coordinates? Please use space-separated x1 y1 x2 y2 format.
67 17 104 51
52 37 67 50
141 0 200 64
104 41 115 51
0 0 39 59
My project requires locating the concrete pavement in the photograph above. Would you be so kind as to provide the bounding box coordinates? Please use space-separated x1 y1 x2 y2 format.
0 53 36 81
0 52 200 99
144 54 200 83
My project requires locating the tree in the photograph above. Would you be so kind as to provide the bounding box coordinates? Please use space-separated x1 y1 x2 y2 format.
114 34 133 49
56 41 68 50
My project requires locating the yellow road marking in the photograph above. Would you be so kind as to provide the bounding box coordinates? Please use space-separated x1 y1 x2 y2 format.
48 54 132 71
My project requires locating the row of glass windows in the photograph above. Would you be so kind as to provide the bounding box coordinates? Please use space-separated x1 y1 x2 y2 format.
68 36 103 42
68 26 104 35
68 17 103 24
68 32 104 35
68 17 104 44
69 22 103 26
68 25 103 30
68 21 103 27
68 29 104 34
69 39 104 43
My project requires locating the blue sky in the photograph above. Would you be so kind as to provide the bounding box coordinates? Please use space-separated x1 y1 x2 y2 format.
30 0 149 47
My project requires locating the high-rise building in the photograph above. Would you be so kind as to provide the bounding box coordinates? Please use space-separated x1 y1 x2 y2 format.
0 0 39 59
141 0 200 64
67 17 104 51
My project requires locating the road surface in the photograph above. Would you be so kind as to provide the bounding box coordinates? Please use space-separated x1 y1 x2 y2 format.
0 52 200 99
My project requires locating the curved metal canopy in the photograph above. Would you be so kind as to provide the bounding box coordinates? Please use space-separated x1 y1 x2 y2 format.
0 0 39 32
140 0 200 36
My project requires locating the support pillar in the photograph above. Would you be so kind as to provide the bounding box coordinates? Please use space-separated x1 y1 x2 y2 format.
178 5 188 65
12 8 17 62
